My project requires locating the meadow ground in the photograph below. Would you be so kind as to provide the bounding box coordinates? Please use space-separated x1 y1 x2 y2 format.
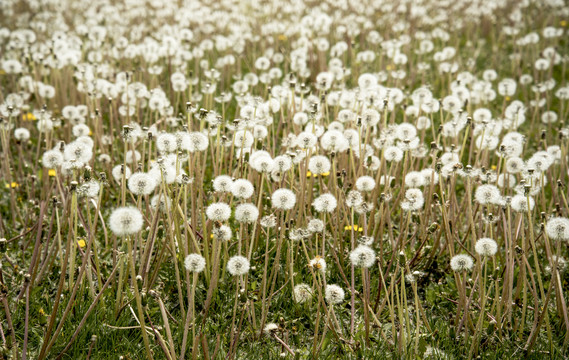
1 0 569 358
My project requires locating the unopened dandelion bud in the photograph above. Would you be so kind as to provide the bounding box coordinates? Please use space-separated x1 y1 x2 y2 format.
70 181 78 191
122 125 131 139
435 162 442 172
0 239 6 253
83 167 91 181
428 222 439 233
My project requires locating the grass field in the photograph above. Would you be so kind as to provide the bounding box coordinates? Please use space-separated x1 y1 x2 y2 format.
1 0 569 358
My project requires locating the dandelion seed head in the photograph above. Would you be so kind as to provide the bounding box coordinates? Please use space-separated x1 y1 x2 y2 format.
42 149 64 168
271 188 296 210
231 179 254 199
227 255 250 276
325 284 345 305
355 176 376 192
150 194 172 211
184 254 206 273
450 254 474 272
78 180 100 198
308 155 331 175
109 207 144 237
213 175 233 193
128 172 156 196
212 225 232 241
474 184 502 205
475 237 498 257
206 202 232 222
510 194 534 212
156 133 177 153
307 218 325 233
235 203 259 223
346 190 363 208
309 256 326 273
293 283 313 303
312 193 337 213
546 217 569 241
14 128 30 141
349 245 376 268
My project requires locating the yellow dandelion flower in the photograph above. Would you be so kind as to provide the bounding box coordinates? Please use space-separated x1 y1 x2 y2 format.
306 171 313 178
24 112 36 121
5 182 19 189
48 169 57 177
321 172 330 177
345 225 363 232
386 64 394 71
505 96 511 102
278 34 287 41
77 239 86 248
561 20 567 27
